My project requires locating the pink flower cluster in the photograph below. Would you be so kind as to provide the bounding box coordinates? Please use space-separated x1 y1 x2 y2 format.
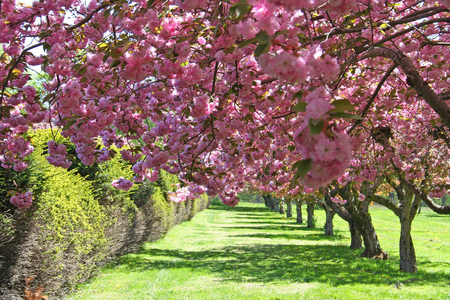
191 95 216 118
294 129 351 190
331 196 347 205
111 177 134 191
46 141 72 169
168 187 190 203
10 191 33 209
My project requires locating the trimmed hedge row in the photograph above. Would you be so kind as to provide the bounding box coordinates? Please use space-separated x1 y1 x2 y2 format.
0 130 210 299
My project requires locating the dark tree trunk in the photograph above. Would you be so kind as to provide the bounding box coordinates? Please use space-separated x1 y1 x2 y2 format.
324 208 335 236
286 201 292 218
263 195 269 208
356 212 389 259
349 222 362 249
306 202 315 228
279 200 285 214
274 198 280 212
323 191 388 259
264 195 276 211
399 219 417 272
397 191 419 273
296 200 303 224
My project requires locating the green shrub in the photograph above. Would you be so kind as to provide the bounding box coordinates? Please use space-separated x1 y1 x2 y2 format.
23 130 109 292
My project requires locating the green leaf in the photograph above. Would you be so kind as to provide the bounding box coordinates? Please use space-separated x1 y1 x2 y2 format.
293 91 304 101
329 112 363 120
309 119 324 135
237 37 257 49
147 0 155 8
110 59 121 68
122 40 134 53
329 99 355 113
254 42 270 57
255 30 270 44
292 101 307 113
62 118 78 131
290 159 313 189
229 1 252 20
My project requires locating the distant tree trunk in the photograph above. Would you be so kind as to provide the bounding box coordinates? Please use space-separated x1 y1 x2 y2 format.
286 201 292 218
324 208 335 236
279 200 285 214
349 222 362 249
306 202 315 228
442 195 446 206
296 200 303 224
274 198 280 212
263 195 270 208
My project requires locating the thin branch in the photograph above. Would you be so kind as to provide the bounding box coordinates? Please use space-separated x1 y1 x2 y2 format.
347 63 398 134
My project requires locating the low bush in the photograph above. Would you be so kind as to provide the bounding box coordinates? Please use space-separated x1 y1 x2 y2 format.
0 130 209 299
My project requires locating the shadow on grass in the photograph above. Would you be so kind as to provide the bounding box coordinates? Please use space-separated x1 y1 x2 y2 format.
208 205 270 213
231 233 347 241
229 225 324 232
114 244 449 287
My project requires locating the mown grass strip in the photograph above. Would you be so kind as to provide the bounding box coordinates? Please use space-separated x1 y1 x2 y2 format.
68 203 450 300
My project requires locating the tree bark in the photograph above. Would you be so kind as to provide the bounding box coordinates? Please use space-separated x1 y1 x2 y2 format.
306 202 315 228
398 190 419 272
356 212 389 259
286 201 292 218
263 195 269 208
274 198 280 212
399 219 417 272
296 200 303 224
324 208 335 236
279 199 285 214
324 191 388 259
349 222 362 249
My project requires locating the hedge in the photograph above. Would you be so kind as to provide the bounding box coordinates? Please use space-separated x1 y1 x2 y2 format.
0 130 210 299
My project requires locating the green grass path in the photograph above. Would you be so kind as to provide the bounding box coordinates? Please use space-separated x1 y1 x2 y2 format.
68 203 450 300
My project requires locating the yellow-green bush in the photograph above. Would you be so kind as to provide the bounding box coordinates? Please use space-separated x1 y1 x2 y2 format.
10 130 110 294
0 129 210 299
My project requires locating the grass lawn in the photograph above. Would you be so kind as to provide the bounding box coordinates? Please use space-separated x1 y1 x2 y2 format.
68 202 450 300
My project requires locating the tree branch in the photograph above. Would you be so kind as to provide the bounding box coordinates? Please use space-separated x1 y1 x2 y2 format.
362 47 450 129
347 63 398 134
366 194 400 216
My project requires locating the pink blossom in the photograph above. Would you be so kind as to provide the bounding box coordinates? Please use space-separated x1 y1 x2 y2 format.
10 191 33 209
111 177 134 191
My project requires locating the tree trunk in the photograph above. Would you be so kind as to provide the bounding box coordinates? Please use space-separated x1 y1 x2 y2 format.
279 200 285 214
349 222 362 249
324 208 335 236
263 195 269 208
397 191 419 273
399 219 417 272
286 201 292 218
274 198 280 212
356 212 389 259
296 200 303 224
307 202 315 228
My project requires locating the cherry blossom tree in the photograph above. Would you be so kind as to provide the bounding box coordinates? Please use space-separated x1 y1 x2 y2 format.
1 0 450 272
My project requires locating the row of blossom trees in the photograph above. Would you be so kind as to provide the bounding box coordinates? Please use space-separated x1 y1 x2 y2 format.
1 0 449 272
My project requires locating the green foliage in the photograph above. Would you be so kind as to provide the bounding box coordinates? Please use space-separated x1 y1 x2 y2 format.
151 186 174 231
92 146 137 214
2 129 210 298
157 169 179 196
26 130 109 290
